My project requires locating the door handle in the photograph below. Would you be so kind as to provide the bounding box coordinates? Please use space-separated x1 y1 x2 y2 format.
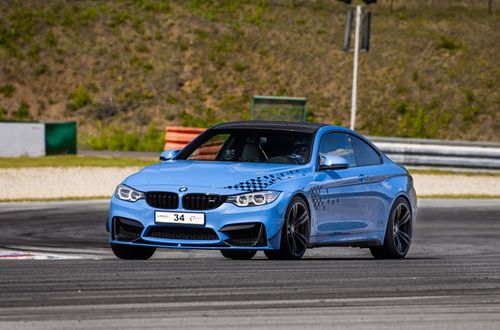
358 174 367 182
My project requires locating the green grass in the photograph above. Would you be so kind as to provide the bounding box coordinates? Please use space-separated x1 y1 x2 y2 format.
1 156 499 176
409 169 500 177
419 194 500 199
0 196 109 203
0 155 156 168
79 123 165 151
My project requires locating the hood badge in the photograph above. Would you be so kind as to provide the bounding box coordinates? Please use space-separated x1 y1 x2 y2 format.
179 186 188 192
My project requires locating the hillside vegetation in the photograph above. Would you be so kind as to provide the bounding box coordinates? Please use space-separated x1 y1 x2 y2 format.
0 0 499 150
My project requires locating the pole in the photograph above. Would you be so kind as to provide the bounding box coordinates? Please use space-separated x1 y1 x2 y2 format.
350 5 361 131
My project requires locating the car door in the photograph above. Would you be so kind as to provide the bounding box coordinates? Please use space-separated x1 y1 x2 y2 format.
348 134 390 232
314 132 371 236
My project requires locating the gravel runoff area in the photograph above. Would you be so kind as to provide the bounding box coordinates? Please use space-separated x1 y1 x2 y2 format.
0 167 499 199
0 167 140 200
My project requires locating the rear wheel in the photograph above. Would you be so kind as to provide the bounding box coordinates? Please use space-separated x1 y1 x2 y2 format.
110 243 156 260
220 250 257 260
265 196 310 260
370 197 412 259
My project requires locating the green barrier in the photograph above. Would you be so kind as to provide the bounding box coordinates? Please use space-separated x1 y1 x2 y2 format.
44 121 77 155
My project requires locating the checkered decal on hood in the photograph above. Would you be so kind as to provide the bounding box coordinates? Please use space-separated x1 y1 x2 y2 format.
224 169 309 192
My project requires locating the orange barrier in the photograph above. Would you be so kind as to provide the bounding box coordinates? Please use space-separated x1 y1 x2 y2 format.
164 126 206 150
192 140 224 160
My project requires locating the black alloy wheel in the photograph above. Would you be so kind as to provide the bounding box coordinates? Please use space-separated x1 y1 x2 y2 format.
370 197 412 259
265 196 310 260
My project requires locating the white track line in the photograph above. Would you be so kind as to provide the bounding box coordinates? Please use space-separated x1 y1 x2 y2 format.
0 249 85 260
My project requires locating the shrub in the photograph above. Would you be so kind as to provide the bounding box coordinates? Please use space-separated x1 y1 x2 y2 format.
34 64 49 76
83 122 164 151
110 12 129 27
0 84 16 97
166 95 178 104
45 31 57 48
134 0 170 13
437 35 461 51
67 86 92 111
179 108 218 128
12 102 31 120
233 63 247 72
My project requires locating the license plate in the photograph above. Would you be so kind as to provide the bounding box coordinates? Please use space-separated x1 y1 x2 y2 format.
155 211 205 225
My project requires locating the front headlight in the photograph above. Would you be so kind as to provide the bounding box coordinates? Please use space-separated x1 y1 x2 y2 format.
226 191 281 207
115 184 144 202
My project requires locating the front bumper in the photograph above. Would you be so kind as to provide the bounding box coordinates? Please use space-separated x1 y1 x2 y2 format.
108 193 288 250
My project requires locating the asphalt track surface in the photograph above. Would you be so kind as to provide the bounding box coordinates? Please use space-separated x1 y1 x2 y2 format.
0 199 499 329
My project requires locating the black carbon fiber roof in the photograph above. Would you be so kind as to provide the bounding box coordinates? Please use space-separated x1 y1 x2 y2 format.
212 121 327 133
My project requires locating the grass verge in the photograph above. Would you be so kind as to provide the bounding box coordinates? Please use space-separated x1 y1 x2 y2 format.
0 156 156 168
1 157 499 176
0 196 109 203
409 169 500 177
419 194 500 199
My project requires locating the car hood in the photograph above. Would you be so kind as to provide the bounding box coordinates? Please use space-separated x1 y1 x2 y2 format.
124 160 311 192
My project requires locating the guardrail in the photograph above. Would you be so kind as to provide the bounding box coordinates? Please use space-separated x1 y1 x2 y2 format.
369 137 500 170
161 126 500 170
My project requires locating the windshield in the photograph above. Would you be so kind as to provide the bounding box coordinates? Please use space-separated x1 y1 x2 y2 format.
176 129 313 165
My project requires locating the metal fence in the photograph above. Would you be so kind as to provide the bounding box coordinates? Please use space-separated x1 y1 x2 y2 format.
370 137 500 170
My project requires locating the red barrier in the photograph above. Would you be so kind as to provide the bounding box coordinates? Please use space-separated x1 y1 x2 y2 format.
164 126 205 150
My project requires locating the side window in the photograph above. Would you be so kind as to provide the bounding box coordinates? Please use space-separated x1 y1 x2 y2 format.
349 135 382 166
188 134 229 160
319 133 356 167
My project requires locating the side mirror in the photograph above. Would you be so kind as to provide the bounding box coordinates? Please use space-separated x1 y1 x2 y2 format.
159 149 180 161
319 155 349 170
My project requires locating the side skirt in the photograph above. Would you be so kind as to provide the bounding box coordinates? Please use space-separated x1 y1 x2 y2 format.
309 239 381 248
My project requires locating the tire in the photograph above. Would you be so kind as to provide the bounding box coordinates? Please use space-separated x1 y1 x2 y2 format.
220 250 257 260
110 243 156 260
264 196 310 260
370 197 413 259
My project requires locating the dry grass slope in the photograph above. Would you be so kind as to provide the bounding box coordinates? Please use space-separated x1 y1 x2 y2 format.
0 0 499 150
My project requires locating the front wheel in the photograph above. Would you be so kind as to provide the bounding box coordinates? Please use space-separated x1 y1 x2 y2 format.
370 197 413 259
265 196 310 260
110 243 156 260
220 250 257 260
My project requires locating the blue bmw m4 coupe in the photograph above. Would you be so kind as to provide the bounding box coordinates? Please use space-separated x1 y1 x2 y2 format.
108 121 417 260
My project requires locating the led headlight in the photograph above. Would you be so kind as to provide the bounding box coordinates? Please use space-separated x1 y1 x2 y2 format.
115 184 144 202
226 191 280 207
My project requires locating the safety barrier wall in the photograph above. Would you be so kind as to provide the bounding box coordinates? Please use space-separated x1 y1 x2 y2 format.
45 122 77 155
0 121 77 157
164 126 205 150
0 122 45 157
369 137 500 170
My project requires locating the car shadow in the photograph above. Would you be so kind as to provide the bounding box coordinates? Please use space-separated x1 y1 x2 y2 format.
250 256 440 261
301 256 440 261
